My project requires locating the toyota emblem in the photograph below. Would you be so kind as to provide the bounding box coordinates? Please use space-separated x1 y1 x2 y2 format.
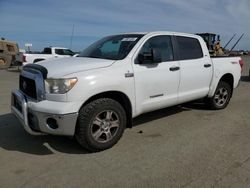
22 81 27 90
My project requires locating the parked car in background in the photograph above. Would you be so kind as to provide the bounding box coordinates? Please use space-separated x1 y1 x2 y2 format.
12 31 243 152
23 47 75 65
239 50 249 55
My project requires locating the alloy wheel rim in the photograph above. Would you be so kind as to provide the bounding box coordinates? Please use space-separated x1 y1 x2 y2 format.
91 110 120 143
214 87 229 107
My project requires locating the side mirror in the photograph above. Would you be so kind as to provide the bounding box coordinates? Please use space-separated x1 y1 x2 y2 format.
138 52 153 64
138 48 161 64
152 48 162 63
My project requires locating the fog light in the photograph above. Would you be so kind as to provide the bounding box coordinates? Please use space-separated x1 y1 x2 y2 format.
28 113 40 132
47 118 58 129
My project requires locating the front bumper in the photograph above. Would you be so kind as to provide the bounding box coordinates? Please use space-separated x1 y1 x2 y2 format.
11 90 78 136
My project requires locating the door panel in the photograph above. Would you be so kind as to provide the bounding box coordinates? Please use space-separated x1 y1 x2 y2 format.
132 35 180 115
178 57 212 103
175 36 212 103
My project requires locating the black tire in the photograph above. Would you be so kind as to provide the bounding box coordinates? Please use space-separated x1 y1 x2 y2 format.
75 98 127 152
0 56 11 69
206 81 232 110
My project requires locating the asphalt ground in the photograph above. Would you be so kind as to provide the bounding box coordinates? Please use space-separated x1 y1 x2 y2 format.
0 56 250 188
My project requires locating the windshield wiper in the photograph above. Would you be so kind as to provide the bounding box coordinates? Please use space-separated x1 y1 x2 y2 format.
79 55 116 60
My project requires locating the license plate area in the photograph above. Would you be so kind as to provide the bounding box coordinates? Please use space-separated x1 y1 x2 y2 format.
13 94 23 114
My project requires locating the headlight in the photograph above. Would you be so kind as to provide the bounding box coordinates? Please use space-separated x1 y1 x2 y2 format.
45 78 78 94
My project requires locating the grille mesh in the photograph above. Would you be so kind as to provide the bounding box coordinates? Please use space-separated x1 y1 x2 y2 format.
19 75 37 99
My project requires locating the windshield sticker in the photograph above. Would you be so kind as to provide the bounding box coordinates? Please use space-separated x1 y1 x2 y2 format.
121 38 138 42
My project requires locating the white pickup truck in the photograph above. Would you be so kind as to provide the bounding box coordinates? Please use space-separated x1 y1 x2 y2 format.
23 47 75 65
11 31 243 152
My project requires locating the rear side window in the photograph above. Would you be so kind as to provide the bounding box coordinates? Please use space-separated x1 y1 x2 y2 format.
176 36 203 60
43 48 52 54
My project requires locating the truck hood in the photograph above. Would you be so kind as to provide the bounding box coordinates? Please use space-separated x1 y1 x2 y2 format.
37 57 115 77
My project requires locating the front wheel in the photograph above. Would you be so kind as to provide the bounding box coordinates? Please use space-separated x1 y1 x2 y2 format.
206 81 232 110
75 98 126 152
0 57 11 69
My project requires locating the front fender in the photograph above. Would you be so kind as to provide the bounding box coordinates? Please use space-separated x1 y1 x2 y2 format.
66 64 136 115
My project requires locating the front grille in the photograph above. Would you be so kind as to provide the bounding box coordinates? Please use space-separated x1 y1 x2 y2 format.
19 75 37 99
13 94 22 113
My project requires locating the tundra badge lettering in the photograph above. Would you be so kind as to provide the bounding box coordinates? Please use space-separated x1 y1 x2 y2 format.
125 72 134 78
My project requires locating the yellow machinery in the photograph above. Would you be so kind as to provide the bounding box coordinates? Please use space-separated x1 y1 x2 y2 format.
196 33 244 56
0 38 20 69
196 33 224 56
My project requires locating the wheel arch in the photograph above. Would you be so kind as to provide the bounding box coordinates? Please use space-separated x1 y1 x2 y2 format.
79 91 133 128
208 73 234 97
33 58 45 63
219 73 234 96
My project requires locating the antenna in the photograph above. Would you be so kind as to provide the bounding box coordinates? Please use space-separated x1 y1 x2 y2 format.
229 33 244 53
70 24 75 49
223 34 236 49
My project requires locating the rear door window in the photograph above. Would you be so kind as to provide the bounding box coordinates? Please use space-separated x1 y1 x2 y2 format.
55 49 74 56
55 49 64 55
43 48 52 54
176 36 203 60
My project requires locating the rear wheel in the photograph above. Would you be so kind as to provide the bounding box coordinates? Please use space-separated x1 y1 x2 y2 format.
75 98 126 152
206 81 232 110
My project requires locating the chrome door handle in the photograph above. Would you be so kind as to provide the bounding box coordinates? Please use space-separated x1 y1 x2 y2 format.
204 64 211 68
169 66 180 71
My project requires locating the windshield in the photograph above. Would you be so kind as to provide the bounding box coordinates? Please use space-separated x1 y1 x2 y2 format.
78 34 144 60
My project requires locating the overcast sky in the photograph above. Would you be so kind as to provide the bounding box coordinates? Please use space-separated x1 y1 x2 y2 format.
0 0 249 51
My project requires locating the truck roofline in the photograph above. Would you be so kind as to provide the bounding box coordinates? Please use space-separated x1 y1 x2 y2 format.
47 47 70 49
115 31 201 38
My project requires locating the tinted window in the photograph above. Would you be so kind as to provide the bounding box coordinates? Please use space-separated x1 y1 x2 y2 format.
140 35 174 62
43 48 52 54
55 49 75 56
79 34 144 60
99 40 122 57
176 36 203 60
